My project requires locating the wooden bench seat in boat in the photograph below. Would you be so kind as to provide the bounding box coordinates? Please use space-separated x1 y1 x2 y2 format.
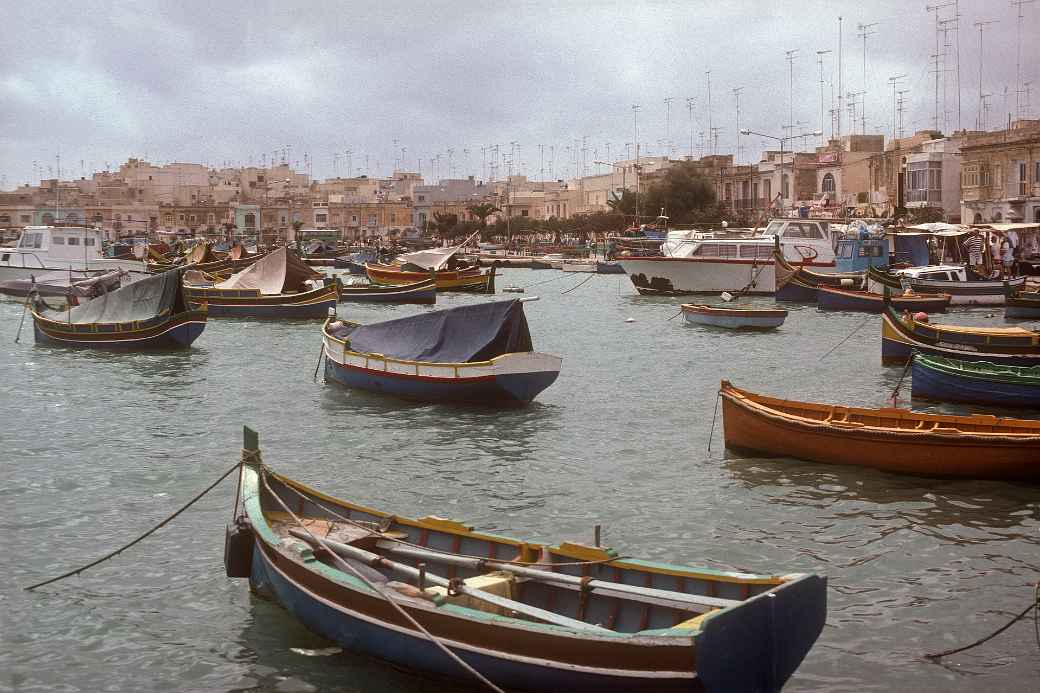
426 571 517 616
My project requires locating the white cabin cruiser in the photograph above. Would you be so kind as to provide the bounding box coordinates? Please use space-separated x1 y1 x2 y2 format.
0 226 147 281
618 219 836 295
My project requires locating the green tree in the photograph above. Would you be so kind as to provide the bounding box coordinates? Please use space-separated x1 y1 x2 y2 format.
606 189 638 215
430 212 459 238
642 162 716 223
466 202 500 228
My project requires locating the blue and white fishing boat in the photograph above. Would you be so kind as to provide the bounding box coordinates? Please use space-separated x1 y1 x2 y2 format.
322 298 561 405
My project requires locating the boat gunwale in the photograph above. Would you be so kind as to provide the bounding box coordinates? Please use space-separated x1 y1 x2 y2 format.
912 353 1040 386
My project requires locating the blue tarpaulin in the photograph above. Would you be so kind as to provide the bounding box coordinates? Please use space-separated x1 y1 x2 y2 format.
339 299 533 363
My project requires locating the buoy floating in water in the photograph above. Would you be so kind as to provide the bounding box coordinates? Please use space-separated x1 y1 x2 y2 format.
625 318 636 323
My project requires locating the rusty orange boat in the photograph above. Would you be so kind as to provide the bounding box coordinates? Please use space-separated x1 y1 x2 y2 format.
719 380 1040 480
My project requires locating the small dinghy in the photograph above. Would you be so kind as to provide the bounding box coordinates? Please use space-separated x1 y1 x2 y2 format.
0 269 124 301
337 277 436 304
817 286 951 313
225 427 827 692
322 298 561 405
681 304 787 330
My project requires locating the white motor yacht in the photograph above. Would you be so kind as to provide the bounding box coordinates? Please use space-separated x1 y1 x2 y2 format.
0 226 147 281
618 219 837 294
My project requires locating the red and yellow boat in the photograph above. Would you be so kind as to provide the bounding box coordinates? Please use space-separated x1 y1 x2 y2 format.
365 262 495 292
720 380 1040 480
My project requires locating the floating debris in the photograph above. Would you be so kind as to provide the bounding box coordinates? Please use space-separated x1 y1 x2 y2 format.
289 646 342 657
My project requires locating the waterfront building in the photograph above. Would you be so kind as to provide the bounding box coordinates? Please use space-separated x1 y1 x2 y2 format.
959 119 1040 224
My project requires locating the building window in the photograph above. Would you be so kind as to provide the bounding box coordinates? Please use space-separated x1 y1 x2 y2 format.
315 213 328 223
178 214 185 222
189 215 197 224
244 213 256 228
906 161 942 203
521 209 529 216
208 213 215 223
821 173 836 193
781 175 789 199
368 215 377 225
164 214 174 225
0 214 9 224
763 180 771 201
418 195 425 202
20 215 31 223
42 213 55 225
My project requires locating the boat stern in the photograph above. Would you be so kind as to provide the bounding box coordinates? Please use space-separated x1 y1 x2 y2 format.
693 572 827 692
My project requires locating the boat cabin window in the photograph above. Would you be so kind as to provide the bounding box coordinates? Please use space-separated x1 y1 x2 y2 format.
19 232 43 249
695 243 737 258
919 271 952 280
739 245 773 259
67 237 80 246
783 223 825 240
52 236 65 245
836 242 854 259
764 221 785 236
858 244 883 257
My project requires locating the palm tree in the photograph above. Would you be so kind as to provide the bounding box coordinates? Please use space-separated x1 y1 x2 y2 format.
466 203 500 228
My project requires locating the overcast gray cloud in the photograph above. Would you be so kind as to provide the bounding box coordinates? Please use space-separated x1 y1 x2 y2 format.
1 0 1036 188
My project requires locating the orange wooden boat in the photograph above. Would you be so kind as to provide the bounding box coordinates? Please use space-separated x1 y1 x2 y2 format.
719 380 1040 480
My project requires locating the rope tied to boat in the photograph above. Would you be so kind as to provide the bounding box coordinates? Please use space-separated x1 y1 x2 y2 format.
561 273 596 294
23 460 243 591
925 580 1040 660
258 466 506 693
889 355 915 406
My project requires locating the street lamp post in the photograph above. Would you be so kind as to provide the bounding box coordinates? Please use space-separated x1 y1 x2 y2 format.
739 128 821 215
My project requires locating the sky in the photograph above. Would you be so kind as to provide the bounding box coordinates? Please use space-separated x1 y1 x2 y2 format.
1 0 1037 190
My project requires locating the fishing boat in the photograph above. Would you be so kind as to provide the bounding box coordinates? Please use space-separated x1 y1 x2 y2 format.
880 293 1040 366
773 244 864 302
911 354 1040 408
719 380 1040 480
817 286 951 313
322 299 560 405
619 219 836 295
338 277 436 305
0 269 123 301
867 265 1026 305
1004 285 1040 319
183 247 337 318
225 427 827 692
366 233 495 292
681 304 787 330
0 226 147 280
30 268 206 349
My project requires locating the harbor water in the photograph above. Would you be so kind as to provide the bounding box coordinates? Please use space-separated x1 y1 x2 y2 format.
2 268 1038 692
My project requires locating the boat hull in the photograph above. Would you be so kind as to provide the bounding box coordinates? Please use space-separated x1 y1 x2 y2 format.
185 284 338 318
324 356 560 405
867 270 1025 306
32 310 207 349
774 278 820 303
817 287 950 313
339 279 436 304
366 264 494 292
880 310 1040 366
681 305 787 330
619 257 778 295
721 385 1039 480
911 357 1040 408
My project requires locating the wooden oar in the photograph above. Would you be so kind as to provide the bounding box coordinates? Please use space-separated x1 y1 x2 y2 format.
375 540 741 613
287 529 609 633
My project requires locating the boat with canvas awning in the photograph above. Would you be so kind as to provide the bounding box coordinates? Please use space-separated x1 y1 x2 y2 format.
224 427 827 691
366 232 496 292
322 299 560 405
30 267 206 349
183 247 337 318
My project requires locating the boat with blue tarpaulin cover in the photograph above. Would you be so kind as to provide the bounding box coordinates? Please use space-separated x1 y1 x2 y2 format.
225 427 828 692
322 298 560 405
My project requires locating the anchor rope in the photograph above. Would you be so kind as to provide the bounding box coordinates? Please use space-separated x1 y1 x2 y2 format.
259 467 505 693
707 392 722 453
560 273 595 294
820 315 873 360
24 457 245 591
925 581 1040 660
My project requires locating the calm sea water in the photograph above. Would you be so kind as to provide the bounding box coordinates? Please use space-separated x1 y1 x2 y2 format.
2 268 1038 693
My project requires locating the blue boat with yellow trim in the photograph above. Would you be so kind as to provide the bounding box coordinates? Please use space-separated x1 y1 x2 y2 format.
225 427 827 692
322 298 561 405
911 353 1040 408
183 247 337 318
31 268 206 349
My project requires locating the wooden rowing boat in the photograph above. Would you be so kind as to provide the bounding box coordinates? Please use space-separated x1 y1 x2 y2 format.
680 304 787 329
322 299 561 405
911 354 1040 408
867 265 1026 305
817 286 950 313
773 246 863 302
1004 285 1040 319
719 380 1040 480
366 262 496 292
880 292 1040 366
225 427 827 691
337 277 436 304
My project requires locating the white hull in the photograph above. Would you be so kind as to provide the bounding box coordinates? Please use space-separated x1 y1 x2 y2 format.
682 312 786 329
0 258 147 282
619 257 785 294
866 278 1008 306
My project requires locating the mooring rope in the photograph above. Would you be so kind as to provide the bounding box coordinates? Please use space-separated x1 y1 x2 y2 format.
925 581 1040 660
24 458 245 591
272 475 628 568
560 273 595 294
889 354 915 406
518 271 572 290
259 468 505 693
707 392 722 453
820 315 873 360
312 337 326 382
14 290 33 344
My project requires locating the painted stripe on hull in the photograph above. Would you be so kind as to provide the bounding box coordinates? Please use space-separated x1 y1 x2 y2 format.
682 314 785 329
325 359 558 405
881 336 1040 367
197 299 336 318
33 318 205 349
911 360 1040 407
774 281 819 303
1006 305 1040 319
249 545 695 692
